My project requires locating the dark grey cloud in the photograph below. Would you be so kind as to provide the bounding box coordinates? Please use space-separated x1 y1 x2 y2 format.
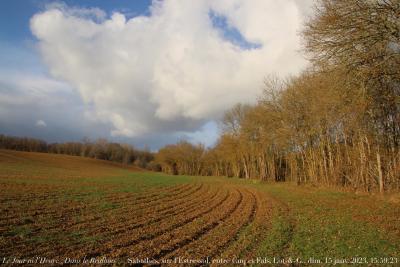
0 61 212 150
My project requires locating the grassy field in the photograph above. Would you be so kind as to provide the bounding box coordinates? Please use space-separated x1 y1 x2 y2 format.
0 149 399 266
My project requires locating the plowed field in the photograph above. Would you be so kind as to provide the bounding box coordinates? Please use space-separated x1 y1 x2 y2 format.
1 150 400 266
0 150 273 265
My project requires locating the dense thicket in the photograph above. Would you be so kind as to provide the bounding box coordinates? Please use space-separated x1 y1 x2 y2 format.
0 135 156 169
155 0 400 193
156 141 205 175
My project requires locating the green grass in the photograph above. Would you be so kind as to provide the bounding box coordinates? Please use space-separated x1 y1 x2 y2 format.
6 225 33 238
256 207 293 259
97 171 194 193
250 183 400 264
96 201 121 211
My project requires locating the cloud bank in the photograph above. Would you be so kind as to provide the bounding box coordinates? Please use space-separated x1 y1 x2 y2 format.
30 0 309 138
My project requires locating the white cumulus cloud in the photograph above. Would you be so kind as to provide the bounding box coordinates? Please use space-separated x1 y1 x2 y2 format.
36 120 47 127
30 0 310 137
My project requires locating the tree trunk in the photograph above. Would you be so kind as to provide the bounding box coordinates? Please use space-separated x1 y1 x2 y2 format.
376 151 384 194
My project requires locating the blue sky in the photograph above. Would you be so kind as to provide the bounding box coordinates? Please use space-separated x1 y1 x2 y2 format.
0 0 151 42
0 0 309 149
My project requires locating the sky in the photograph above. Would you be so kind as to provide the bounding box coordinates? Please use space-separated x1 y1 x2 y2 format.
0 0 312 150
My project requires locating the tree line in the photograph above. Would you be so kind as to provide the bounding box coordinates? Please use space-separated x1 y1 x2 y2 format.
0 135 157 170
154 0 400 193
